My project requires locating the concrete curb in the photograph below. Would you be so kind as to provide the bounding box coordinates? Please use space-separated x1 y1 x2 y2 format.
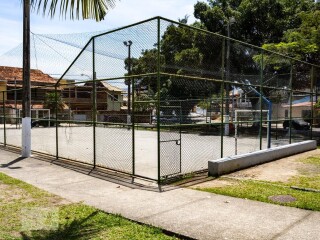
209 140 317 177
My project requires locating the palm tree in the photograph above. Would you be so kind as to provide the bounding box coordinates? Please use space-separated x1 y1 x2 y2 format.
31 0 116 20
22 0 117 157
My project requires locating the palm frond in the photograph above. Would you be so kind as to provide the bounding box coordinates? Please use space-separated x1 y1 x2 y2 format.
30 0 116 21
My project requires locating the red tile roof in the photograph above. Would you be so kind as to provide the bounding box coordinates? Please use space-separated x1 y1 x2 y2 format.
0 66 56 84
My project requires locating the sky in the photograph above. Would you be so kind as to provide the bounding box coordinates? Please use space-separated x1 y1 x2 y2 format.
0 0 199 55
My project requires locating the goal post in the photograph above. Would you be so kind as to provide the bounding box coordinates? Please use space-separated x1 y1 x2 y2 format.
18 109 51 125
234 109 271 155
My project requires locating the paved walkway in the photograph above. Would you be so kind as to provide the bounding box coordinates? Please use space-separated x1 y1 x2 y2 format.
0 148 319 240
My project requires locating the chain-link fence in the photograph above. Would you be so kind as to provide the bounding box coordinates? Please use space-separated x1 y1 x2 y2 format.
1 17 319 183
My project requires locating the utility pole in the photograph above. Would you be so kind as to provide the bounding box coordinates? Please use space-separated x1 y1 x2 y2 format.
22 0 31 157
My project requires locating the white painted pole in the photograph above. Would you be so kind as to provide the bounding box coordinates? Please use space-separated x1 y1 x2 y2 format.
224 114 230 136
22 0 31 158
22 117 31 157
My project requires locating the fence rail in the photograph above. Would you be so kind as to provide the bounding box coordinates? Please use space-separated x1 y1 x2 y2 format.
1 17 319 183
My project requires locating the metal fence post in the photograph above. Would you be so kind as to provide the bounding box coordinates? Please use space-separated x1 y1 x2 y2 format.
132 75 135 178
259 51 263 150
157 17 161 184
220 39 226 158
2 92 6 146
289 64 293 144
55 85 58 159
311 66 315 140
92 37 97 168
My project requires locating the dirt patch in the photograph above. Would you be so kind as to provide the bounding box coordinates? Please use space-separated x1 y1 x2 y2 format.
193 149 320 189
0 183 33 203
47 195 72 206
268 195 297 203
230 149 320 182
193 179 234 189
0 181 70 206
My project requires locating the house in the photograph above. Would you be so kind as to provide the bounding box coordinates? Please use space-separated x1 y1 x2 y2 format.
0 66 58 122
280 96 315 120
61 81 125 121
0 66 129 123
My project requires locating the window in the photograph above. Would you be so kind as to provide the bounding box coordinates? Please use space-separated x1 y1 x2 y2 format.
109 94 118 101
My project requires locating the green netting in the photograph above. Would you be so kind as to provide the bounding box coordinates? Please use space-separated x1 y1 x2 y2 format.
1 16 319 183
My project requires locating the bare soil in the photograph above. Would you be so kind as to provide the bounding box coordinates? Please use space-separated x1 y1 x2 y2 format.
0 180 71 206
193 149 320 189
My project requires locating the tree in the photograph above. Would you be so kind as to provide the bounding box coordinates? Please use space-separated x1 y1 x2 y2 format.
43 92 65 116
22 0 117 157
193 0 319 95
255 5 320 90
31 0 116 20
262 9 320 65
194 0 314 46
128 21 220 121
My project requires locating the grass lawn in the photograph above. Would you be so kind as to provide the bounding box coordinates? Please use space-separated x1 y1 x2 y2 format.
0 172 178 240
193 155 320 211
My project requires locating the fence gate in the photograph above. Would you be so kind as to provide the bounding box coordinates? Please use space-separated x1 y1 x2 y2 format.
159 106 182 178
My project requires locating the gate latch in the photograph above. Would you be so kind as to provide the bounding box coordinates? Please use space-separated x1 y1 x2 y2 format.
176 140 181 145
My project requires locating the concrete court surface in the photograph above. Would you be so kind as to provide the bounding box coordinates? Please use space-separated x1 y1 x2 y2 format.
1 148 320 240
2 125 273 180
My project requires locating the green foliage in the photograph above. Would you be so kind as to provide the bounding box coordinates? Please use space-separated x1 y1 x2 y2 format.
127 22 221 118
195 0 320 82
0 173 177 240
134 92 155 112
315 98 320 109
31 0 116 21
262 9 320 64
289 155 320 190
194 0 315 46
196 178 320 211
195 152 320 211
174 48 203 69
43 92 65 115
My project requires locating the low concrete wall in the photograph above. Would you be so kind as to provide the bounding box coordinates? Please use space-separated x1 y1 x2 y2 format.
209 140 317 177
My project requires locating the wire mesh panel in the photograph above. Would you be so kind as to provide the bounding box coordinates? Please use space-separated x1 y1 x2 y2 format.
159 105 182 178
160 131 181 177
96 124 133 174
0 16 320 183
225 43 262 155
42 16 319 182
57 123 94 164
5 126 22 147
55 40 95 164
290 63 313 143
31 126 56 155
5 100 22 147
0 95 6 145
234 110 268 154
0 127 3 146
0 118 3 145
262 52 292 147
132 76 158 180
158 19 226 178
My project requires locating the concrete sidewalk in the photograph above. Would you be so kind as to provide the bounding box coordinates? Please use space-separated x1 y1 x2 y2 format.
0 149 319 240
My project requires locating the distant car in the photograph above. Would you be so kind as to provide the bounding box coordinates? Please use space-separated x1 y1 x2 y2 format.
31 117 55 128
104 115 125 123
283 119 310 130
152 116 180 124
